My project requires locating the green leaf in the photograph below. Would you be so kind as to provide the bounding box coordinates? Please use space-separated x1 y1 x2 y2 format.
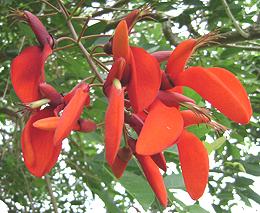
164 173 185 190
203 137 226 154
119 171 155 210
187 204 209 213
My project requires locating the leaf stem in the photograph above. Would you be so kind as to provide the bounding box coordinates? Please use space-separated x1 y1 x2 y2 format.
57 0 104 83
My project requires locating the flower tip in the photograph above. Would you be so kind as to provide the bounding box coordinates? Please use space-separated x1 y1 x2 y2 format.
32 117 59 130
113 78 122 90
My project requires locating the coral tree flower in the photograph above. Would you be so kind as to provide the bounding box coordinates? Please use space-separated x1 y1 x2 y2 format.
10 11 96 177
104 13 162 168
135 34 252 201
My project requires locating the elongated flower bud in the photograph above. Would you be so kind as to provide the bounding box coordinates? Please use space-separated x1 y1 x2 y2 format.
39 83 63 106
24 11 54 48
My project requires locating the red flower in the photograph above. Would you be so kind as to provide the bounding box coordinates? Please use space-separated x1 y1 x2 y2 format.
104 19 162 167
10 11 96 177
134 34 252 201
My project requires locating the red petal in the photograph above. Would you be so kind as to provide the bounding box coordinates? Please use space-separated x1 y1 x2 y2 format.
33 117 59 130
24 11 53 47
166 39 196 80
181 110 210 127
175 66 252 124
151 152 167 172
136 100 183 155
103 57 126 95
64 82 90 106
112 20 130 61
21 108 61 177
11 44 52 103
53 87 89 146
127 47 161 113
111 147 132 179
126 138 167 207
124 9 140 32
177 130 209 200
105 83 124 166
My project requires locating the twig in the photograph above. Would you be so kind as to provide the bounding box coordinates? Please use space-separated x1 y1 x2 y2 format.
219 44 260 51
55 36 76 44
1 76 10 100
221 0 249 38
162 20 181 46
91 0 130 18
77 16 91 42
45 176 58 213
57 0 104 83
81 34 111 40
70 0 85 18
53 43 75 52
40 0 60 13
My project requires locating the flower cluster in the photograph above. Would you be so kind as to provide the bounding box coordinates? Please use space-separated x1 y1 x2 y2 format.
10 9 252 207
103 10 252 207
10 11 96 177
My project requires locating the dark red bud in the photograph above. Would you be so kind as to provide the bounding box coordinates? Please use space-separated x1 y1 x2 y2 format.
24 11 54 48
78 119 97 132
151 153 167 172
160 71 175 90
151 51 172 63
39 83 63 106
124 113 143 135
111 147 132 179
158 91 195 107
103 42 113 55
54 103 65 117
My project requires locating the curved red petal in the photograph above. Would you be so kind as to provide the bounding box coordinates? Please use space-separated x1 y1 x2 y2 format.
128 138 167 207
11 45 52 103
177 130 209 200
124 9 140 32
166 39 196 80
53 87 89 146
181 110 210 127
112 20 129 61
111 147 132 179
175 66 252 124
127 47 161 113
136 100 183 155
105 84 124 166
21 108 61 177
151 152 167 172
103 57 126 95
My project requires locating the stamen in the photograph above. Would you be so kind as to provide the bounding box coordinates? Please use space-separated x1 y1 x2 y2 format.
180 102 212 121
207 121 229 136
195 30 224 49
8 9 27 22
